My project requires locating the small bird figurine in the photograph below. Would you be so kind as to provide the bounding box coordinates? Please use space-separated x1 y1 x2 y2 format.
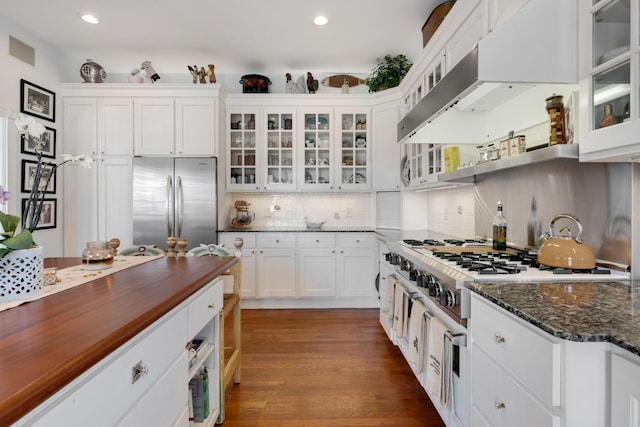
307 72 318 94
188 65 198 84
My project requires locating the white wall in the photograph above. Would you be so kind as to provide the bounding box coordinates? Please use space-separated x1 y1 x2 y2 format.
0 16 75 257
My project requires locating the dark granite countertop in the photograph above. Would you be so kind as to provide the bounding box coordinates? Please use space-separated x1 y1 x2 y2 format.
466 281 640 357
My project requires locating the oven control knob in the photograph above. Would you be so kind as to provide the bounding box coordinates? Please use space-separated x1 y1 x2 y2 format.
409 269 418 281
416 271 425 287
440 289 456 307
430 280 442 298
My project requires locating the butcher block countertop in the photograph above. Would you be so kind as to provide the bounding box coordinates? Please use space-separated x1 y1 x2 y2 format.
0 256 237 426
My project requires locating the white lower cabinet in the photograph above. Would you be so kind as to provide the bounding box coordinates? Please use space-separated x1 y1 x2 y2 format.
335 233 376 298
611 351 640 427
19 278 223 427
470 294 561 427
256 233 296 298
219 231 377 305
297 234 337 297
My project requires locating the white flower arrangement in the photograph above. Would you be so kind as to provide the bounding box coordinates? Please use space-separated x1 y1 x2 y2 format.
0 114 94 258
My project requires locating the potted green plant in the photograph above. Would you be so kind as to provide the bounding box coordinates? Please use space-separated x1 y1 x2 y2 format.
366 54 413 93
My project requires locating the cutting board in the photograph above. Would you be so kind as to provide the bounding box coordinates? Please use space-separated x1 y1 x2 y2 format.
321 74 366 88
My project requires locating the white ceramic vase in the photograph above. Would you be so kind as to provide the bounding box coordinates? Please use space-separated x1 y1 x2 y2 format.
0 246 44 302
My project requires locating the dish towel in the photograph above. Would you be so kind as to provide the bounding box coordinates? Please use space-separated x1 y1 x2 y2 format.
392 282 407 338
426 315 447 402
419 310 431 374
441 331 455 414
407 300 428 367
383 276 397 322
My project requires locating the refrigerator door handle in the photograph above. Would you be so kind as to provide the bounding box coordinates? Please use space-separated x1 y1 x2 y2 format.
167 175 174 238
176 175 184 238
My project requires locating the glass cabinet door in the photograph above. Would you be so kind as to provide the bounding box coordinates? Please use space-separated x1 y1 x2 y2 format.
591 0 631 131
301 112 332 189
228 112 257 189
409 144 424 187
265 111 295 190
338 112 369 189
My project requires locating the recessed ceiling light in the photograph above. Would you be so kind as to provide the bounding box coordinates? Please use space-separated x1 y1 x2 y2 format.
313 15 329 26
81 14 100 24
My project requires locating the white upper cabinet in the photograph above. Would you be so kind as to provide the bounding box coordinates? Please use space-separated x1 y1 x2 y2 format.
98 98 134 156
578 0 639 162
133 97 175 155
175 97 217 156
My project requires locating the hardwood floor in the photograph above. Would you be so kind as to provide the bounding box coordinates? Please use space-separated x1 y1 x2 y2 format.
220 308 445 426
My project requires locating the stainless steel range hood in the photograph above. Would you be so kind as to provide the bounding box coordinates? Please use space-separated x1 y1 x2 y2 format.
398 0 578 144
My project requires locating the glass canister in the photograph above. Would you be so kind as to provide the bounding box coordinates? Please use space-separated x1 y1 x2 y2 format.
545 94 566 145
82 241 115 270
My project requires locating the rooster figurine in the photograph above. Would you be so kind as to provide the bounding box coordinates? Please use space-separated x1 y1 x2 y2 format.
307 72 318 94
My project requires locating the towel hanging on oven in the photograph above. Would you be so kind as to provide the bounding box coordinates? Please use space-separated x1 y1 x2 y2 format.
426 316 455 414
407 300 429 368
392 282 407 338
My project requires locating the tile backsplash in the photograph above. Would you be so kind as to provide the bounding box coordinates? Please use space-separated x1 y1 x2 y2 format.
227 193 373 228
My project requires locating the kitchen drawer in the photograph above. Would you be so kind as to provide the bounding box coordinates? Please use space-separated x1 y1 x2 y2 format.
188 277 223 339
336 233 375 248
471 295 561 406
256 233 295 248
297 233 336 248
471 344 560 427
33 307 188 427
116 352 189 427
218 231 256 248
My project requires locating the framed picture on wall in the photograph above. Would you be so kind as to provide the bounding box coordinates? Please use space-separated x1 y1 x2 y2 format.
22 198 57 230
20 126 56 159
21 159 56 194
20 79 56 122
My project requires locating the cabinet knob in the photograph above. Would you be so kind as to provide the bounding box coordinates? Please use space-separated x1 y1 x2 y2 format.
495 401 506 411
316 239 320 243
276 239 280 243
356 240 360 243
332 250 335 253
340 250 344 254
208 303 215 310
256 186 259 190
131 361 148 384
494 334 506 344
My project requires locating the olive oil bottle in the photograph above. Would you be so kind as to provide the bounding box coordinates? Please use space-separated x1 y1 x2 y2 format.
492 199 507 250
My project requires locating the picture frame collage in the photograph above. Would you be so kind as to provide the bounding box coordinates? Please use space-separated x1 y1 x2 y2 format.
19 79 57 230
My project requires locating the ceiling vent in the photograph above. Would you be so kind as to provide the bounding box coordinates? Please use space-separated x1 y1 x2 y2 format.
9 35 35 66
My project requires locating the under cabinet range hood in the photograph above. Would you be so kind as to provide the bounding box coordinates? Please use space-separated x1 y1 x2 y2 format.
398 0 578 144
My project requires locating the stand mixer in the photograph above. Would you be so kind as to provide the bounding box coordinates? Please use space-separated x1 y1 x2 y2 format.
231 200 254 229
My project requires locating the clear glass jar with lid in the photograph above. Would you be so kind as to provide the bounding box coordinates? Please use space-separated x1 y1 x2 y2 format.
82 241 115 270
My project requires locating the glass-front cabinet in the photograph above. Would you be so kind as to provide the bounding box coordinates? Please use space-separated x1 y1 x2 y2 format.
336 111 370 190
299 110 333 190
228 110 258 190
579 0 640 161
264 110 296 191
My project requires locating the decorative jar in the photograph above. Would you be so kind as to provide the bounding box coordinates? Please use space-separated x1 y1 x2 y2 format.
82 241 114 270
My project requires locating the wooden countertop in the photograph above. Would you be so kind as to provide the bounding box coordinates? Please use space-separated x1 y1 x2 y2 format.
0 256 237 426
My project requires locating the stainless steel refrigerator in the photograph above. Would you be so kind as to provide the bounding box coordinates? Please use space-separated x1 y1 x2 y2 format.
132 157 217 251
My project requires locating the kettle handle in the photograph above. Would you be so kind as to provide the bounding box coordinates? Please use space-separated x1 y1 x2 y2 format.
547 213 584 243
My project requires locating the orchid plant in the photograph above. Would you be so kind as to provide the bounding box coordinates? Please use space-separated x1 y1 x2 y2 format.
0 113 93 258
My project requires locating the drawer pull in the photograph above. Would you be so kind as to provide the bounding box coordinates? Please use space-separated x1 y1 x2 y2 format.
208 303 215 310
494 334 506 344
495 401 506 411
131 361 148 384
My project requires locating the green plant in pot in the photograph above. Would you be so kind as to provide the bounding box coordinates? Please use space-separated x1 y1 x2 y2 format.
366 54 413 93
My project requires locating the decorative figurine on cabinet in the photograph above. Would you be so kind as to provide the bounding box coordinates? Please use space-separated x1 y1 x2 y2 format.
307 72 318 94
140 60 160 83
285 73 306 93
198 67 207 83
188 65 198 83
207 64 216 83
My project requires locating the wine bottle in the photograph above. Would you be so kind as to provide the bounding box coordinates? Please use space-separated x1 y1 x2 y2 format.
492 199 507 250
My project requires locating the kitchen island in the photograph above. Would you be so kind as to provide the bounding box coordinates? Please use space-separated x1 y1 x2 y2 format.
0 256 237 426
